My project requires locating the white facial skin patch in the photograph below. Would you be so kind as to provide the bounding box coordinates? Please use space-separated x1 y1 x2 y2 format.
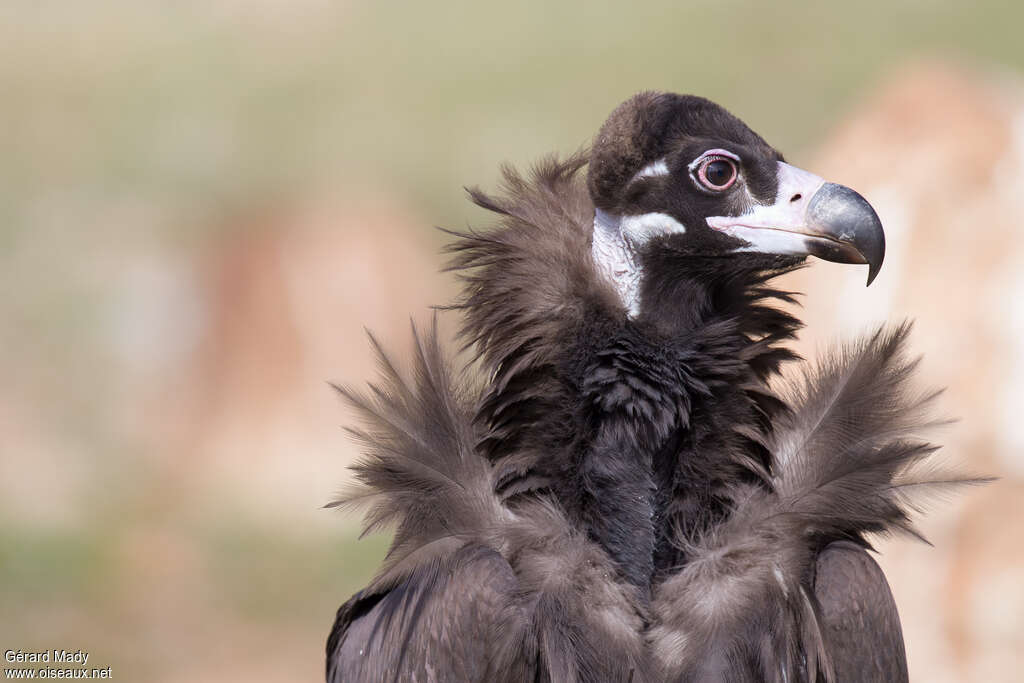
592 208 687 317
634 158 670 180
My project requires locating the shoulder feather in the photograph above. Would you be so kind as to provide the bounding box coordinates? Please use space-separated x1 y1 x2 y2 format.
650 322 987 682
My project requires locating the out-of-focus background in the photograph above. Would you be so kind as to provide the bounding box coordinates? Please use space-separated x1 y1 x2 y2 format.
3 1 1023 681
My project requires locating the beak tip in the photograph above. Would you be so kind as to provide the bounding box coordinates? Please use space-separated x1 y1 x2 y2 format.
806 182 886 287
864 224 885 287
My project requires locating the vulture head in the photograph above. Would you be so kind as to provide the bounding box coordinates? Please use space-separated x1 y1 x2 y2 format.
588 92 884 316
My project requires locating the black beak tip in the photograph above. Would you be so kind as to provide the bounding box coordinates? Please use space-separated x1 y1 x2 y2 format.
807 183 886 287
861 205 885 287
866 260 882 287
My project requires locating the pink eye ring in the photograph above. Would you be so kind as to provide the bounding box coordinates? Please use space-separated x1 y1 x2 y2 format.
696 156 738 191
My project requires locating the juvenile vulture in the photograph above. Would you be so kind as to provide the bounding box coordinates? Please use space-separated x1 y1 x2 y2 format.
326 92 975 682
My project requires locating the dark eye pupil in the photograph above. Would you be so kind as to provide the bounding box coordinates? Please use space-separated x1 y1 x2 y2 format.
705 160 733 187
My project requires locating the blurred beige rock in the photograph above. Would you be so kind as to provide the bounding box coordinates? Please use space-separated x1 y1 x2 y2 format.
167 198 452 525
789 60 1024 682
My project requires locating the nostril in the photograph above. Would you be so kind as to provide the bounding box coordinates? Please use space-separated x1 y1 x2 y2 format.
790 193 802 203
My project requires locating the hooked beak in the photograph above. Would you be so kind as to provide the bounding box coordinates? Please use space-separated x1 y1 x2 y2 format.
706 162 885 285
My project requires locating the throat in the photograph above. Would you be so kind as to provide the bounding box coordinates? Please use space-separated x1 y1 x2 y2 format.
573 422 683 592
565 315 709 592
563 270 800 591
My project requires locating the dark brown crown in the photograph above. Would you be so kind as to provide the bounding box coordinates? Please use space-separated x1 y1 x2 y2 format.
587 92 770 213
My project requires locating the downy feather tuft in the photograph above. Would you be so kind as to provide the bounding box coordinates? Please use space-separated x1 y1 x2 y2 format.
329 317 506 594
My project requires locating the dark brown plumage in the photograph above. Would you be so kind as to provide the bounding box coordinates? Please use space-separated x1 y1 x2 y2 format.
326 92 980 682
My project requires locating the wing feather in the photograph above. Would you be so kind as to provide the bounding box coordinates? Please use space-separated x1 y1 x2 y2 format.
327 544 531 683
813 541 908 682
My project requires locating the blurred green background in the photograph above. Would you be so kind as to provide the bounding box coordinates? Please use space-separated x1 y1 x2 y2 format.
4 1 1024 681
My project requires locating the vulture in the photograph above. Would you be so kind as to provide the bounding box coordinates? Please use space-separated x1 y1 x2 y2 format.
326 92 976 682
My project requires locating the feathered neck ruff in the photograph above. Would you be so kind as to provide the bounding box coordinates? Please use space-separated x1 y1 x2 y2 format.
445 153 807 585
334 154 977 679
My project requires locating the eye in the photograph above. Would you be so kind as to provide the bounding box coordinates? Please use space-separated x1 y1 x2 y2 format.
696 156 738 191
